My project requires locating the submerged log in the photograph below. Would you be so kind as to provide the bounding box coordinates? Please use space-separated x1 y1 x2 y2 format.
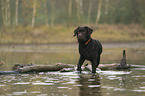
0 63 75 75
120 50 127 68
84 50 130 70
0 63 144 75
0 50 142 75
0 71 19 75
18 63 75 73
60 68 75 72
19 65 62 73
13 63 36 70
84 63 131 71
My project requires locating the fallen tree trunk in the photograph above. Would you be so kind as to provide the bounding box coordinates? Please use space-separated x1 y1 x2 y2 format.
0 63 144 75
0 50 142 75
0 63 75 75
18 65 61 73
84 63 131 71
17 63 75 73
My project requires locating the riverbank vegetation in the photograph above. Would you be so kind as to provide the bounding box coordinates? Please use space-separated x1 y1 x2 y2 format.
0 0 145 44
0 24 145 44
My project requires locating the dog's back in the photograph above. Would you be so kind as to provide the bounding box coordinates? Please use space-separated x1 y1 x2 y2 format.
93 39 102 55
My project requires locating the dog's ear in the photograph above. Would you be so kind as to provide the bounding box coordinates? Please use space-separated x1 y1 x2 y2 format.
84 26 93 35
73 27 80 37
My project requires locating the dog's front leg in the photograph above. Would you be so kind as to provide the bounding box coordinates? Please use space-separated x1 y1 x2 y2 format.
77 56 85 73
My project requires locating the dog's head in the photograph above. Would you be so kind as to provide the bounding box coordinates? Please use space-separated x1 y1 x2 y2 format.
74 26 93 43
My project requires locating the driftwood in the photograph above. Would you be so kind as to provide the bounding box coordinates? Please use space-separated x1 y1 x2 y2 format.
18 63 74 73
84 50 130 70
84 63 131 71
120 50 127 68
0 63 75 75
0 50 142 75
0 63 142 75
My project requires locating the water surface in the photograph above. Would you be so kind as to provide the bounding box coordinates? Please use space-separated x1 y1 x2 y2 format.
0 42 145 96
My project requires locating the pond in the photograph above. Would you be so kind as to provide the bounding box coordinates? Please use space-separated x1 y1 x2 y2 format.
0 42 145 96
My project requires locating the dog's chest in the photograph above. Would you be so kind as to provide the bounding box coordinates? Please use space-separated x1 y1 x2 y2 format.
79 44 96 59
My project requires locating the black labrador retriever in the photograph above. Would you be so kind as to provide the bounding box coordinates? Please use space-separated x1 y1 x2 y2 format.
74 26 102 73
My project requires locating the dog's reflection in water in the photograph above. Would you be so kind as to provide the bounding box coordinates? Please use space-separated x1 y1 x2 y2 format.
77 74 101 96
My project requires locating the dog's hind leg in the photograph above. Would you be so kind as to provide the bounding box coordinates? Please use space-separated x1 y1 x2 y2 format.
91 56 100 73
96 56 100 68
91 60 97 73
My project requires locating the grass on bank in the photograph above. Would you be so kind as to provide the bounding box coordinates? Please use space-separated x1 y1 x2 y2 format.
0 24 145 44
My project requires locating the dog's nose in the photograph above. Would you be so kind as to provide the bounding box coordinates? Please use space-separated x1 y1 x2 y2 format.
78 33 84 40
78 33 83 37
78 33 82 38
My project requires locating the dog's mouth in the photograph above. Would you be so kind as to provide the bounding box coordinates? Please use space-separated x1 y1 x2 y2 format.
77 35 87 43
78 35 83 40
77 34 85 39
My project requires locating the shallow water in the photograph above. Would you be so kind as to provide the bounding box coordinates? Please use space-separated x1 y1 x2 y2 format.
0 42 145 96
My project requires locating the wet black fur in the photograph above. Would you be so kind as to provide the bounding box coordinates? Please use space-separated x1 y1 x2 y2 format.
74 26 102 73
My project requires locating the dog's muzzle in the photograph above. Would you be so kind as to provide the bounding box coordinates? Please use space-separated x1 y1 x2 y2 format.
77 33 87 42
78 34 83 40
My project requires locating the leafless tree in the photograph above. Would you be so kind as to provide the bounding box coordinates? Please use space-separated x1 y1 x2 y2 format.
79 0 83 24
15 0 19 26
1 0 5 26
75 0 84 24
88 0 93 25
105 0 109 15
7 0 11 26
68 0 72 26
75 0 80 24
32 0 36 27
1 0 11 27
44 0 49 27
95 0 102 26
51 0 55 27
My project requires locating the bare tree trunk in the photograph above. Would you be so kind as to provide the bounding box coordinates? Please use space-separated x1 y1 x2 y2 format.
88 0 92 25
79 0 83 24
105 0 109 15
7 0 11 26
75 0 83 24
32 0 36 27
95 0 102 26
1 0 11 27
44 0 49 27
5 1 8 27
51 0 55 27
15 0 19 26
79 0 83 15
1 0 5 26
75 0 80 24
68 0 72 27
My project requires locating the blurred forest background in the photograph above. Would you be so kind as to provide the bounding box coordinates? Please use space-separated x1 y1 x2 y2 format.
0 0 145 44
